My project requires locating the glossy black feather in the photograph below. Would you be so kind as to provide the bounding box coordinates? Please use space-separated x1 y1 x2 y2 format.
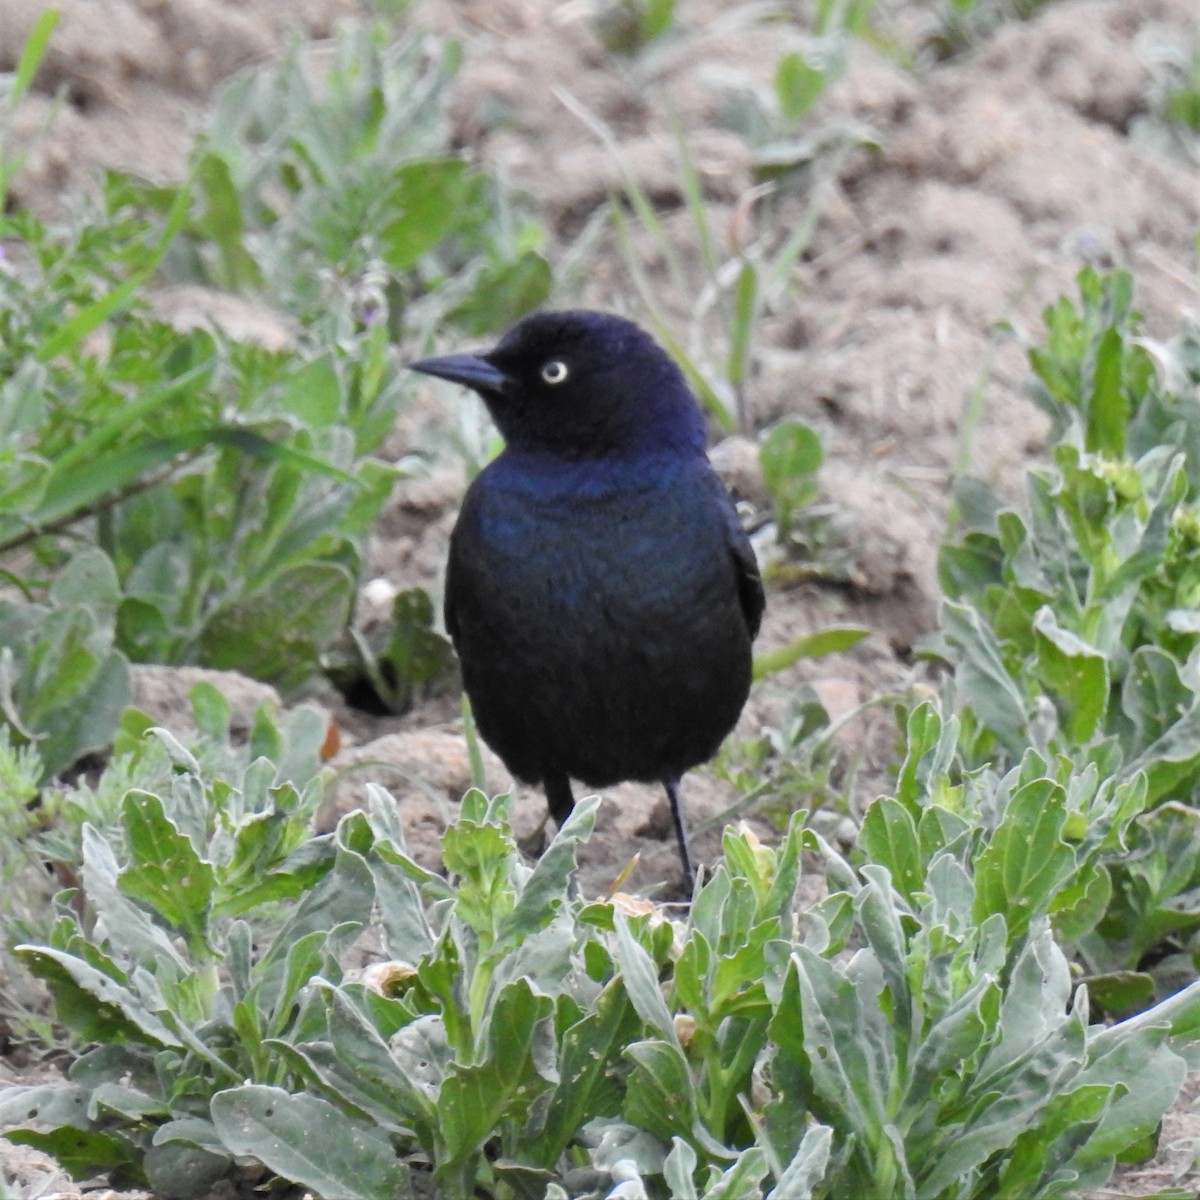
410 310 764 888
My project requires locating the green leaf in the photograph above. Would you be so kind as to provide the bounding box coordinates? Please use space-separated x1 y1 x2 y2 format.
703 1146 769 1199
119 790 215 946
643 0 677 40
1084 971 1156 1015
759 418 823 537
1088 326 1126 457
1031 606 1108 743
1124 703 1200 805
859 798 922 903
7 10 60 110
195 151 261 290
381 587 456 711
143 1137 230 1200
1073 1021 1185 1169
780 948 893 1151
973 776 1076 942
35 183 191 362
765 1124 833 1199
33 647 131 778
448 249 553 336
727 261 759 393
284 353 342 427
15 946 182 1047
379 159 472 270
775 51 828 121
199 561 355 689
6 1126 141 1183
753 625 868 680
210 1085 410 1200
534 980 640 1164
992 1083 1113 1196
81 825 188 970
613 912 677 1043
368 846 435 963
623 1039 697 1144
436 978 556 1184
295 986 437 1141
33 425 355 528
0 1083 90 1130
941 599 1029 754
663 1138 700 1200
190 680 232 742
258 845 374 977
500 794 599 945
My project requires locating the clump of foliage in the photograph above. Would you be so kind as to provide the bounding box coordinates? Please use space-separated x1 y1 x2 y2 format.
937 267 1200 1001
590 0 678 56
3 703 1197 1199
136 21 551 337
0 18 544 774
916 0 1058 60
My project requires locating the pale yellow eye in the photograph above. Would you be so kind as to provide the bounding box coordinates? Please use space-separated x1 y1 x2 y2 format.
541 360 569 384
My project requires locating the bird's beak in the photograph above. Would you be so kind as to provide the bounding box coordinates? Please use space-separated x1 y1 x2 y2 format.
408 352 510 397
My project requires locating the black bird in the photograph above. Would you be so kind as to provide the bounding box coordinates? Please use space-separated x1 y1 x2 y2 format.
409 311 764 893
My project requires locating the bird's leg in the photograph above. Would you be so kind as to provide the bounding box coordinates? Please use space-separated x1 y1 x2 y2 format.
544 773 576 828
663 777 696 897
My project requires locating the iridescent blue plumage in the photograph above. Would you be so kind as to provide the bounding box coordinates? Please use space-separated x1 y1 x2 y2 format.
410 310 764 893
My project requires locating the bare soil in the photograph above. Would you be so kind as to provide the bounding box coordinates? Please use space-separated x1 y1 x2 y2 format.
2 0 1199 1194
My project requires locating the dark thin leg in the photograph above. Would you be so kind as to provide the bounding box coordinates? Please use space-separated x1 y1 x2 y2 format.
664 777 695 896
544 773 576 827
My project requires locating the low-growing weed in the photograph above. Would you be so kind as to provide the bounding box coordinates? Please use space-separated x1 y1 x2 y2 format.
131 21 552 338
590 0 678 55
938 266 1200 998
0 18 553 771
1132 30 1200 166
0 200 400 712
916 0 1057 61
3 702 1197 1198
939 268 1200 777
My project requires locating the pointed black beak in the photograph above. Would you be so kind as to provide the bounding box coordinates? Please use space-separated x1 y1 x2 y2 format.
408 352 510 397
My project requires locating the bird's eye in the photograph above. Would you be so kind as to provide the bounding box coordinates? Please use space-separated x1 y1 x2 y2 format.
540 359 569 385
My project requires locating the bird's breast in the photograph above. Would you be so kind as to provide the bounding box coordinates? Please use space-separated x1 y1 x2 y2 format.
450 454 734 630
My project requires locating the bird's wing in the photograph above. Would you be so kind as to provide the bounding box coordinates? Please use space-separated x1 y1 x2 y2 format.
443 482 483 646
730 522 765 639
444 548 461 643
705 468 765 639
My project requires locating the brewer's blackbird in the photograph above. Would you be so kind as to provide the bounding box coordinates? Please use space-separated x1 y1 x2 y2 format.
409 310 764 892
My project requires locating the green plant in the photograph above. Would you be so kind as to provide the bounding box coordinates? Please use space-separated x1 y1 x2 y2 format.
0 17 560 770
937 266 1200 995
330 586 457 714
770 0 880 124
939 269 1200 772
916 0 1058 61
0 9 59 211
0 550 130 778
590 0 678 55
714 686 851 826
0 200 400 694
1131 32 1200 166
0 682 328 957
758 415 826 557
130 21 551 338
5 701 1197 1198
0 701 339 1189
0 729 45 897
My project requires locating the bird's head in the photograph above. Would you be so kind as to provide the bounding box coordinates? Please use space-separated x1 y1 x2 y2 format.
408 310 708 459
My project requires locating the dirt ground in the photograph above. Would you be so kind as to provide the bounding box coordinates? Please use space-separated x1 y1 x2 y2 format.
2 0 1200 1194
